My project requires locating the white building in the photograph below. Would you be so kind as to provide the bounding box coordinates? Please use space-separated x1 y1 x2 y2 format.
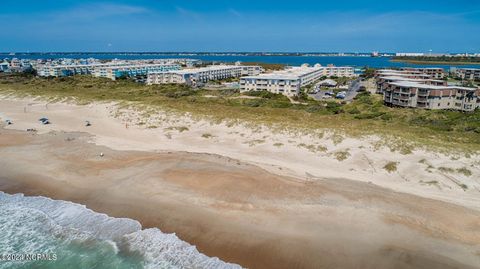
239 64 354 96
36 59 195 79
93 63 181 80
323 65 355 77
240 64 325 96
147 65 263 86
395 53 425 57
37 62 124 77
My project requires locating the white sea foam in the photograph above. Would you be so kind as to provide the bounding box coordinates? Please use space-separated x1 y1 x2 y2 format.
0 192 242 269
124 228 242 269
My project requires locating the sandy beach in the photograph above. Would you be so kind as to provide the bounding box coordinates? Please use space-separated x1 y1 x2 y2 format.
1 97 480 268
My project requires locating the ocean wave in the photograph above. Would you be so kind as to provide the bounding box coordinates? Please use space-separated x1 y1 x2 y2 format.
0 192 242 269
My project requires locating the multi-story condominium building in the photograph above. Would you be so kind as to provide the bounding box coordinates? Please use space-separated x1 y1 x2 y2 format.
323 65 355 77
400 67 445 79
383 81 479 112
93 63 181 80
36 59 196 79
240 64 326 96
453 68 480 81
376 76 447 93
37 62 126 77
375 69 441 93
0 61 9 72
147 65 263 86
375 69 430 79
240 65 264 76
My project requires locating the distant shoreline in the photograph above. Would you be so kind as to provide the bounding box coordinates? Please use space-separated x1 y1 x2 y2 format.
391 59 480 66
0 52 391 57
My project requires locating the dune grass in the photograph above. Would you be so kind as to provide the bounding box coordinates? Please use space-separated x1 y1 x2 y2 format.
0 74 479 154
383 162 399 173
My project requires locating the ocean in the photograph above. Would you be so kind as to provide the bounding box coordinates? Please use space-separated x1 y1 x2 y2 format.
2 53 480 69
0 192 241 269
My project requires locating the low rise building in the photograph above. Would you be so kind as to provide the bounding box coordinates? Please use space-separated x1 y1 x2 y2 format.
375 69 442 93
376 68 479 111
376 76 447 93
147 65 263 86
93 63 181 80
36 59 197 79
400 67 445 79
0 61 9 72
37 62 129 77
453 68 480 81
240 64 326 96
383 81 479 112
323 65 355 77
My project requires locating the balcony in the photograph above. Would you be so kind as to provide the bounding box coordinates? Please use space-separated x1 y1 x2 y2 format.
418 91 429 96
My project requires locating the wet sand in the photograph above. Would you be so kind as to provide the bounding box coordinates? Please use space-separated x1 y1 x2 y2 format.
0 128 479 269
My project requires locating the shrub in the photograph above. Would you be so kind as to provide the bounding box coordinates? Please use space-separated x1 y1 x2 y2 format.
334 150 350 161
201 133 214 139
456 167 472 177
383 161 399 173
438 167 455 173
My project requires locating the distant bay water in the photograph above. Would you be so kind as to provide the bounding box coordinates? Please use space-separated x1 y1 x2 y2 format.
2 53 480 69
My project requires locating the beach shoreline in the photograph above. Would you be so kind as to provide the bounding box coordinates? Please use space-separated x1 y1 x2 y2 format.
1 128 480 268
1 97 480 268
0 96 479 210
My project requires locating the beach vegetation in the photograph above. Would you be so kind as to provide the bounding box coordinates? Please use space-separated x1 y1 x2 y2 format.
438 167 455 173
456 167 472 177
201 133 214 139
383 161 399 173
334 150 350 161
0 74 479 154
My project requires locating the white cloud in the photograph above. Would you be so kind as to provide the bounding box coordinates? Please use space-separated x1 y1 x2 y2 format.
53 3 148 21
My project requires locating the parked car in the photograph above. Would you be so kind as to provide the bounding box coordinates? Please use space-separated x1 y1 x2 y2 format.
39 117 50 125
336 92 346 99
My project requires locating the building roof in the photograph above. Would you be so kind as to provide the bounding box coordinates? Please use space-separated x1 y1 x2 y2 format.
377 72 431 77
318 79 338 86
379 76 444 83
390 81 477 91
241 65 323 80
148 65 243 75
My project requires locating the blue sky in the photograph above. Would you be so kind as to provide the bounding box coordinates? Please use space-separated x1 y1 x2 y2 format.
1 0 480 52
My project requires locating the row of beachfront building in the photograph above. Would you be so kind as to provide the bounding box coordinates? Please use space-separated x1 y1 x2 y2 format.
33 59 355 96
148 63 355 96
375 68 480 112
35 58 197 81
32 59 355 96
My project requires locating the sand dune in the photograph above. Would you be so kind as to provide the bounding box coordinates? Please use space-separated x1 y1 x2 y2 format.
0 97 479 211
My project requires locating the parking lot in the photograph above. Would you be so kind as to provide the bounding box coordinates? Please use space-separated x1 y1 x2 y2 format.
308 78 363 102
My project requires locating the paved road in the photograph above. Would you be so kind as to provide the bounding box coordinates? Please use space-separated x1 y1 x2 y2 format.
344 78 362 101
308 78 362 101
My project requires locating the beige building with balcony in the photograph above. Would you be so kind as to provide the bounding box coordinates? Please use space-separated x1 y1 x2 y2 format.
240 64 354 97
240 64 325 96
454 68 480 81
383 81 479 112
